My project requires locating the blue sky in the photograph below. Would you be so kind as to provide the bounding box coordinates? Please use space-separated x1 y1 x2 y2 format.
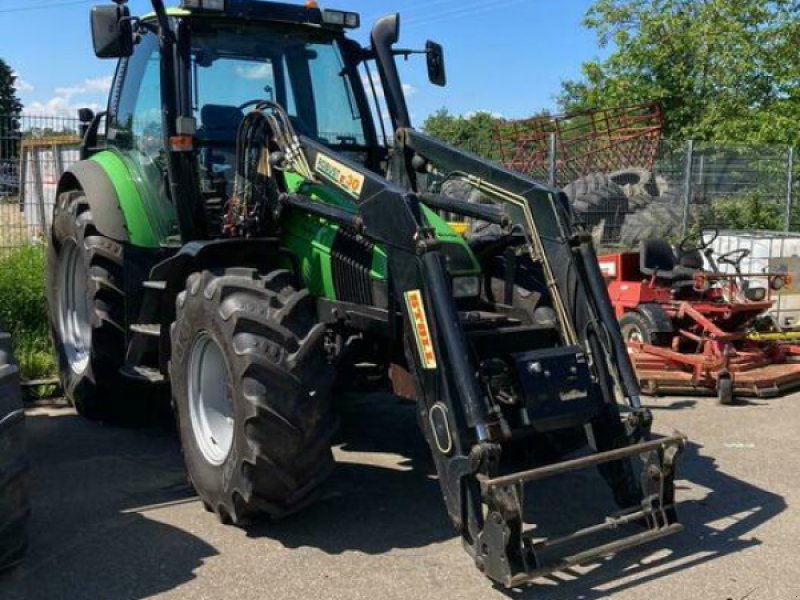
1 0 603 124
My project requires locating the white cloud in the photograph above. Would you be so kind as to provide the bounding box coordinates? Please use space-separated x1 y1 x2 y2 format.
23 97 104 120
54 76 113 99
21 75 112 120
12 72 34 94
235 63 273 80
402 83 417 97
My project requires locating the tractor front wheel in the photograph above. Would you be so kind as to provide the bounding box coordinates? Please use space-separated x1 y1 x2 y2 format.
170 269 337 525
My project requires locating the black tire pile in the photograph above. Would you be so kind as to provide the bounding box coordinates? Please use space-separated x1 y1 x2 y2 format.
0 332 28 571
563 168 685 246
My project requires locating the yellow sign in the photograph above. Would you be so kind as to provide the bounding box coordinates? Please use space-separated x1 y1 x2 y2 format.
405 290 437 369
314 153 365 199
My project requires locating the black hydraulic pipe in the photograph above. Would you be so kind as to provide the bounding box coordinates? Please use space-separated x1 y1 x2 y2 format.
282 194 363 231
575 240 642 407
418 192 509 228
419 251 490 438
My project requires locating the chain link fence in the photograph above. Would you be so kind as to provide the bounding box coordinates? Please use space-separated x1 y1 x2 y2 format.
0 115 81 255
462 135 800 249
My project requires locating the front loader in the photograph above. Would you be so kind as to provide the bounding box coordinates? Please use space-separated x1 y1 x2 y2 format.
47 0 685 586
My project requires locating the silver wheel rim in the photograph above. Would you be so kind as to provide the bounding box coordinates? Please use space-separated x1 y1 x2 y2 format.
57 239 92 374
188 332 234 466
627 329 644 343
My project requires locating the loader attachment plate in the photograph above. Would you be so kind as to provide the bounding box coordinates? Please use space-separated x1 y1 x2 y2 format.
476 433 686 587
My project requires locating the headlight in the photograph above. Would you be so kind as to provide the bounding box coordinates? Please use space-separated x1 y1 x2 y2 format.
453 276 480 298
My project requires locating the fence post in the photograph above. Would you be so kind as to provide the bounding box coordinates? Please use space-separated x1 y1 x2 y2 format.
785 146 794 233
548 132 557 188
681 139 694 236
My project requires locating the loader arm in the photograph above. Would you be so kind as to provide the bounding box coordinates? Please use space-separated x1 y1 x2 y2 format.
291 127 685 586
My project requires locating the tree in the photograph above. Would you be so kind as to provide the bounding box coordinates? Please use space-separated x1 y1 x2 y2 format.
422 109 500 156
0 59 23 160
559 0 800 144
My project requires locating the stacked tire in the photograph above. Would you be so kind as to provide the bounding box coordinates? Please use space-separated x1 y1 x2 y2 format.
563 173 629 243
563 168 683 246
0 333 28 571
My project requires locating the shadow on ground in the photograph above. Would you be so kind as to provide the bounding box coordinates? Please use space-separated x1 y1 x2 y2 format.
248 393 787 598
0 394 786 599
0 403 216 600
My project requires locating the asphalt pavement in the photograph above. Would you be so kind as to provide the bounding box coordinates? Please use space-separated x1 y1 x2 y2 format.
1 390 797 600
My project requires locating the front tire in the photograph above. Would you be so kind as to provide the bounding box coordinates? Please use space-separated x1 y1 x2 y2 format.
170 269 337 524
47 190 133 422
0 333 29 571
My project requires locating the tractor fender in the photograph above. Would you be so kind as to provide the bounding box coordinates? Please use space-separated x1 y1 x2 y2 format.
56 159 130 242
636 302 674 335
57 151 163 247
150 238 284 372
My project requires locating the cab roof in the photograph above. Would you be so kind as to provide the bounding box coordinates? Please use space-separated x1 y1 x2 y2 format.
142 0 359 32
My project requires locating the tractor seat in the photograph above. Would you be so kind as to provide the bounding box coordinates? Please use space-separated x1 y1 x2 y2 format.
640 239 695 284
198 104 245 146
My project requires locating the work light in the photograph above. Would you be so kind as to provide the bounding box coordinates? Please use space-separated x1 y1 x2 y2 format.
181 0 225 10
322 9 360 28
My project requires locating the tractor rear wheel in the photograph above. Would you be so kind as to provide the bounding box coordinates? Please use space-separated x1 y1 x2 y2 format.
0 333 28 571
47 190 147 424
170 269 337 524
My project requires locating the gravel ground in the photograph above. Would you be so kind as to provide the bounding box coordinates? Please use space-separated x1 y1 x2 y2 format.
0 390 797 600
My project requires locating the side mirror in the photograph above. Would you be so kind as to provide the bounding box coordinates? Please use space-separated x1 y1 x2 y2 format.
91 4 133 59
426 41 446 87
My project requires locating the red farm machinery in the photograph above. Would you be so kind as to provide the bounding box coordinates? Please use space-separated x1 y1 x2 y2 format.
598 229 800 403
493 102 664 187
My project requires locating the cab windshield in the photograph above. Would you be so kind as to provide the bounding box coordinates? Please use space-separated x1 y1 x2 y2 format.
191 20 369 148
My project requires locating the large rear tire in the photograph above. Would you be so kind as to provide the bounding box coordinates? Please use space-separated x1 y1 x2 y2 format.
0 333 29 571
170 269 337 524
47 190 141 423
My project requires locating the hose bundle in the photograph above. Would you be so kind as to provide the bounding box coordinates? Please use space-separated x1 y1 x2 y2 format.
224 101 314 237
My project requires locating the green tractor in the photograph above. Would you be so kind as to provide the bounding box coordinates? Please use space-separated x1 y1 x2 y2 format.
47 0 685 586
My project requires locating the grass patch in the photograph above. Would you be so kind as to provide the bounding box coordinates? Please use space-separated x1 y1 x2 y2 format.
0 243 57 391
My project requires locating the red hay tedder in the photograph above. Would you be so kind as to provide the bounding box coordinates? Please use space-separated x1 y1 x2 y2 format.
598 229 800 404
493 102 664 186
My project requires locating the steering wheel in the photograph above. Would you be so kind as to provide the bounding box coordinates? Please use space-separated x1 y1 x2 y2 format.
679 227 719 254
717 248 750 271
238 99 264 111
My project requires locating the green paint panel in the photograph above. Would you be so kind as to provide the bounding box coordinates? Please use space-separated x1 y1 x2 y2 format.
420 205 480 276
90 151 161 248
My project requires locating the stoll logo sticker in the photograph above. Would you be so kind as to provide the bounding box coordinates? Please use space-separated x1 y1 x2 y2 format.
315 153 365 199
405 289 437 369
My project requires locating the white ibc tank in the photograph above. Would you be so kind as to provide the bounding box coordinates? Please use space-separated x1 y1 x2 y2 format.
710 231 800 327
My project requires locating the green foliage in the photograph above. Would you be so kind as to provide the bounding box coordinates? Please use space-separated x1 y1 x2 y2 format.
560 0 800 144
422 109 500 156
0 58 23 160
0 244 56 384
711 192 783 230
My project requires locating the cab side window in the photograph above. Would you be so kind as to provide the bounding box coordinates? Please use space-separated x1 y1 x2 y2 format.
111 32 162 159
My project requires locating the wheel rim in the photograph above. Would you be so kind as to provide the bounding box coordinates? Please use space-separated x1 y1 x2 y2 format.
188 333 234 466
56 239 92 374
624 325 645 343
